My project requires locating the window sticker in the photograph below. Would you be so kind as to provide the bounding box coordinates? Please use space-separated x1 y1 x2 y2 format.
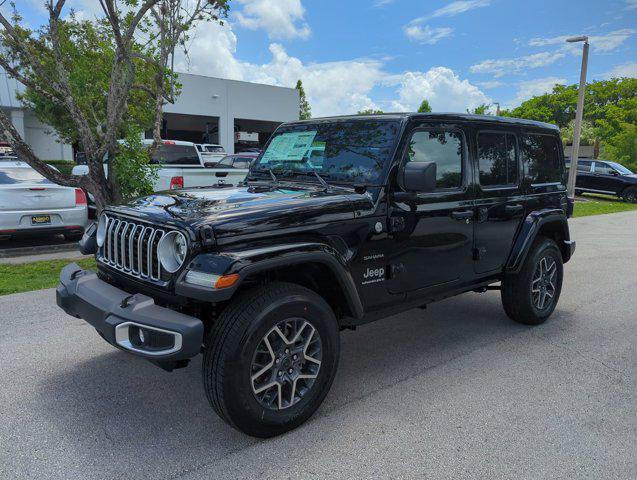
261 131 318 163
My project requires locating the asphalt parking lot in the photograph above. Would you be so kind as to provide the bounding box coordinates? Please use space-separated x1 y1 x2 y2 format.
0 211 635 479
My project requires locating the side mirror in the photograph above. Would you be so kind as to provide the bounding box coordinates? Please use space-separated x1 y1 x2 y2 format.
204 161 217 168
400 161 437 193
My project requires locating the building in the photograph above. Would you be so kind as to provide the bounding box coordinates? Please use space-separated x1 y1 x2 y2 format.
0 70 299 160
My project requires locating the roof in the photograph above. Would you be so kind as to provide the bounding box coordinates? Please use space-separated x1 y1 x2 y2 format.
289 112 559 131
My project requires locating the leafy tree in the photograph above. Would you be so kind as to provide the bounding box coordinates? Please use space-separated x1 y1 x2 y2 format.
417 99 432 113
0 1 229 210
501 78 637 168
467 104 491 115
296 80 312 120
357 108 384 115
112 126 158 199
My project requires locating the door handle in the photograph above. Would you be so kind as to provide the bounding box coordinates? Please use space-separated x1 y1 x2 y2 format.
215 172 228 177
505 204 524 215
450 210 474 221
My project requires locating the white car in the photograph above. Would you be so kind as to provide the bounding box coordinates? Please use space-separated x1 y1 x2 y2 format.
0 160 88 240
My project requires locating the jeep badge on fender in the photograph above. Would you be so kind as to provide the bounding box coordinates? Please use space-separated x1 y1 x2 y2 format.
56 113 576 438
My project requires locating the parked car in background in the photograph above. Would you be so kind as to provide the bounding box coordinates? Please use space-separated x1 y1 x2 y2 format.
196 143 226 166
567 158 637 203
204 153 258 185
0 160 88 241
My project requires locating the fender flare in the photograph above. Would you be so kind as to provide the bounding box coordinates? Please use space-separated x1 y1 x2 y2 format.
176 242 365 319
505 209 573 274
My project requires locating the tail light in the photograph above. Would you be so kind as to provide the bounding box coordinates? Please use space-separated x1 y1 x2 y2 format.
169 176 184 190
75 188 87 205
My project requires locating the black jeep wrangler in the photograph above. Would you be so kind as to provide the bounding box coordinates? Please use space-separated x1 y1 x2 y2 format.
57 113 576 438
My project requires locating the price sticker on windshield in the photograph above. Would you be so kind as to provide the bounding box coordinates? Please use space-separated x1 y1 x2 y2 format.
261 131 317 163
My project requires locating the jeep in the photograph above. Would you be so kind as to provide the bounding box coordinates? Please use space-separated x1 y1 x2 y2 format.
57 113 576 438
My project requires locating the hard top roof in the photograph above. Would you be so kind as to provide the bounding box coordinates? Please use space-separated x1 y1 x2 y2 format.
287 112 559 131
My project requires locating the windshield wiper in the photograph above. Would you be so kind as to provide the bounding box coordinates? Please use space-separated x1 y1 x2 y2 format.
248 168 279 187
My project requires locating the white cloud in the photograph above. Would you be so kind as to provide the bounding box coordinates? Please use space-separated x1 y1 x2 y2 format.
404 24 454 44
476 80 505 89
470 51 565 77
175 22 383 116
390 67 491 112
604 61 637 79
373 0 395 6
529 29 636 53
512 77 565 105
235 0 310 40
423 0 490 20
625 0 637 10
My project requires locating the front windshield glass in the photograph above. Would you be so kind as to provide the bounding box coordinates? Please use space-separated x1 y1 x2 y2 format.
251 120 401 184
607 161 633 175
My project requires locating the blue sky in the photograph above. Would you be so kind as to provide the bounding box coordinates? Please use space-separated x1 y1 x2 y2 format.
16 0 637 116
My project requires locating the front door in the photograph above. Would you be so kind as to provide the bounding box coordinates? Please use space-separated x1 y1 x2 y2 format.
591 161 624 194
472 128 525 274
386 125 475 293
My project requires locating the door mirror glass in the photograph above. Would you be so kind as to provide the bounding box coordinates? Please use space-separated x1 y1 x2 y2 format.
400 161 437 192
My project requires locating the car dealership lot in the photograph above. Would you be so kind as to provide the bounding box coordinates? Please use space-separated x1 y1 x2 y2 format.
0 212 635 480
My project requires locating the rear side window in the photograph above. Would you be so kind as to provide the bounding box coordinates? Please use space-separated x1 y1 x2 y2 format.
477 131 518 186
152 145 200 166
407 130 464 189
0 167 53 185
520 134 562 184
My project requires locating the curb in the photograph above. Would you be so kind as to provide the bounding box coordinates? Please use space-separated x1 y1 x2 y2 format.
0 242 80 259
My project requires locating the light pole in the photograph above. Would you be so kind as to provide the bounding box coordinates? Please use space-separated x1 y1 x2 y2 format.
566 35 589 198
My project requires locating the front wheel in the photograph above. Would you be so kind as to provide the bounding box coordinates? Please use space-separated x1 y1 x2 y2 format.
622 186 637 204
501 236 563 325
202 282 340 438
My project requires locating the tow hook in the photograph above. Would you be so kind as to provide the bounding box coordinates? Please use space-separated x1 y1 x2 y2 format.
120 294 136 309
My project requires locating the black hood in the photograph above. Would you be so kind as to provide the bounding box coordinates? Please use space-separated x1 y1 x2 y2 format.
108 184 373 238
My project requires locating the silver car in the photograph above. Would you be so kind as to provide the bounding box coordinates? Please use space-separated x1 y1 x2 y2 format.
0 159 88 241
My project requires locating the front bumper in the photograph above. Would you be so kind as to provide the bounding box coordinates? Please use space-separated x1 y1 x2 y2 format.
56 263 204 364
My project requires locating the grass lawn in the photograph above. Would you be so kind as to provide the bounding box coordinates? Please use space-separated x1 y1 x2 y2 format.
573 194 637 218
0 257 96 296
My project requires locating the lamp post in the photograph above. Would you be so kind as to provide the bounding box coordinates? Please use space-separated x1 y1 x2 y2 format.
565 35 589 198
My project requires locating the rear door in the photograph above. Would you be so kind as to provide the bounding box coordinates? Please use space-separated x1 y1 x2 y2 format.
574 160 593 191
473 128 525 274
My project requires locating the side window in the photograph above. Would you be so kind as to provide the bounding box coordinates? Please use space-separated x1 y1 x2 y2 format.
577 161 592 172
407 130 463 189
477 131 518 187
216 156 234 168
233 157 252 169
593 162 613 175
520 134 562 184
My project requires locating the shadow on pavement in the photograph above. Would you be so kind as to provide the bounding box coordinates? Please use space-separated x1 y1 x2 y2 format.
34 291 553 477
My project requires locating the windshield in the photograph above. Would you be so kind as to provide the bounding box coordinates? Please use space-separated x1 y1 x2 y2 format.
251 120 401 184
606 161 633 175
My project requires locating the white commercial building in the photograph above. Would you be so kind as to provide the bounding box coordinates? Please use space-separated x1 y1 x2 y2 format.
0 70 299 160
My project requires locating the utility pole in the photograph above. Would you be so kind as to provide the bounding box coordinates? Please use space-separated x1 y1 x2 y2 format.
565 35 589 198
493 102 501 116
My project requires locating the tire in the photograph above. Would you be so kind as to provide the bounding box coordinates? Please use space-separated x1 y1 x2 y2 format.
622 186 637 204
63 232 83 241
202 282 340 438
501 236 563 325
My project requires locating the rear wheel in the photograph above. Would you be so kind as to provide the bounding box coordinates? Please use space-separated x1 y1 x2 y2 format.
622 186 637 204
501 236 563 325
202 282 340 438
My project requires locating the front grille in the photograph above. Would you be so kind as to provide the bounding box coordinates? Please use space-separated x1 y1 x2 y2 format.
98 215 166 281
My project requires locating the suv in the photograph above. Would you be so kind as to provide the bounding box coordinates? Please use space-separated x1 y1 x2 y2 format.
57 114 576 438
567 158 637 203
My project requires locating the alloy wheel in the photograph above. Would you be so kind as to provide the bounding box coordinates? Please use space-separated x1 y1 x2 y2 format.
531 255 557 310
251 318 322 410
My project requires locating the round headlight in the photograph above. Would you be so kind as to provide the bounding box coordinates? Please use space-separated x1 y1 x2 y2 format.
96 213 108 247
158 231 188 273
